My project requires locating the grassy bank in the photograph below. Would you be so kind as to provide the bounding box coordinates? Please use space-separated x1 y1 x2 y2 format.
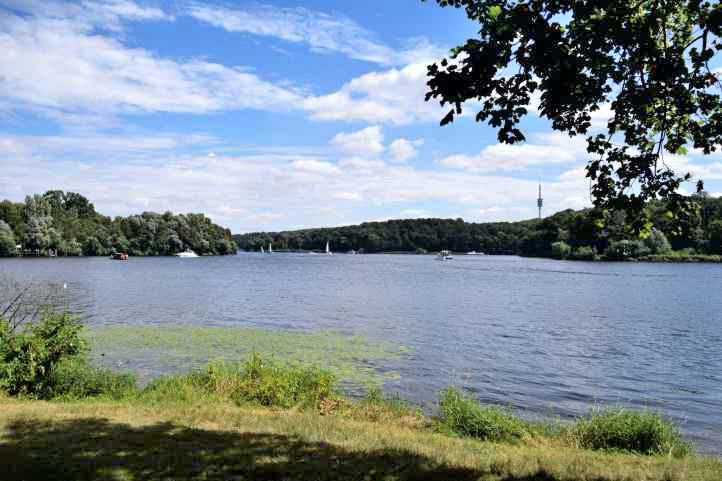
1 356 721 480
2 314 721 480
2 394 721 481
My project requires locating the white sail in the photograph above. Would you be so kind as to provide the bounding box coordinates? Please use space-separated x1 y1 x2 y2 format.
261 245 265 254
326 241 331 255
269 243 272 254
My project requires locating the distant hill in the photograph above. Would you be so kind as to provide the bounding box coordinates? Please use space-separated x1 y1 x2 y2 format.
0 191 236 257
234 197 722 260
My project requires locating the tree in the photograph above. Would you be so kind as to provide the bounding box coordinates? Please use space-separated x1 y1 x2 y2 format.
0 220 17 256
426 0 722 231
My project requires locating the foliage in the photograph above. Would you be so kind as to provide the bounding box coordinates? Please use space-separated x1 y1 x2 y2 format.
643 229 673 255
0 313 86 397
145 355 336 409
49 357 137 400
0 220 17 256
568 407 692 457
550 241 571 259
570 245 597 261
425 0 722 231
235 195 722 261
0 191 236 257
438 388 528 442
605 240 650 260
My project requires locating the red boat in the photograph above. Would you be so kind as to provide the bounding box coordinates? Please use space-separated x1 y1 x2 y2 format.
110 252 129 260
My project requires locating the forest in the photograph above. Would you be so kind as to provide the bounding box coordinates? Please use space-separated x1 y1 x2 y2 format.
234 195 722 261
0 191 236 257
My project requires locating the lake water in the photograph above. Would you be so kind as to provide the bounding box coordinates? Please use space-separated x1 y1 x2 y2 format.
2 254 721 455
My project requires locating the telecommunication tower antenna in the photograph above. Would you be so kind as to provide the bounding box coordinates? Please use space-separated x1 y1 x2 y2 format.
537 182 543 219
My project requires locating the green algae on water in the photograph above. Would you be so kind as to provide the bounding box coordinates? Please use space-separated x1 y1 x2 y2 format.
85 325 407 387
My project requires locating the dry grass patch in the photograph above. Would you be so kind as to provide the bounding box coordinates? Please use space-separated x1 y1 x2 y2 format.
1 398 720 481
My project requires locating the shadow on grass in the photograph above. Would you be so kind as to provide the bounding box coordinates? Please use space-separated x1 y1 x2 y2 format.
0 417 566 481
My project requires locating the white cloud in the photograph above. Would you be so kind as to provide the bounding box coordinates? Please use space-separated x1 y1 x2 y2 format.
331 192 363 201
290 159 341 176
0 133 216 154
2 132 597 232
187 3 444 66
399 209 431 217
303 62 445 125
3 0 173 30
439 132 586 173
0 8 304 121
330 126 385 157
389 138 423 163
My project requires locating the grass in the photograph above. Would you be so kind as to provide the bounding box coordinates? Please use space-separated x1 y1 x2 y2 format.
567 406 692 457
1 397 721 481
438 388 529 442
140 355 335 409
637 253 722 262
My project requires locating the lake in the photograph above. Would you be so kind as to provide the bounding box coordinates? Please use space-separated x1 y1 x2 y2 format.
2 253 721 455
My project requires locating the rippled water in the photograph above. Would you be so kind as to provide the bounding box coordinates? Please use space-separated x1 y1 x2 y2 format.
2 254 721 455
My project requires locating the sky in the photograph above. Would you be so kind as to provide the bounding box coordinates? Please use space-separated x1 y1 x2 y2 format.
2 0 722 233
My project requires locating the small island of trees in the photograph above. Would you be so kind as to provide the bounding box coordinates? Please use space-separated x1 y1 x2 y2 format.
0 191 236 257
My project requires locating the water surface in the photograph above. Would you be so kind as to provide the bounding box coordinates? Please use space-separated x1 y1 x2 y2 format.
2 254 721 454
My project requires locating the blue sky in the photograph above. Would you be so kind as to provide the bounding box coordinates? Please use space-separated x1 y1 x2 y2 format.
2 0 722 233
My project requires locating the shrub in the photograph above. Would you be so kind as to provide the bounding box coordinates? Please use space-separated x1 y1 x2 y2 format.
232 354 335 408
605 240 650 260
143 354 336 409
643 229 672 255
570 245 596 260
49 357 137 400
340 387 423 425
0 313 86 397
551 241 571 259
568 407 691 457
438 388 528 442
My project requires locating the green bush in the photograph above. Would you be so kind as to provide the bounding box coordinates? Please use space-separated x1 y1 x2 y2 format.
438 388 528 442
642 229 672 255
551 241 571 259
570 245 596 260
143 354 336 409
569 407 691 457
49 357 137 400
605 240 650 260
0 313 86 397
231 354 335 408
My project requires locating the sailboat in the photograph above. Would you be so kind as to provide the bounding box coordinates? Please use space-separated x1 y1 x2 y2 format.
269 243 273 254
326 241 332 256
260 245 265 254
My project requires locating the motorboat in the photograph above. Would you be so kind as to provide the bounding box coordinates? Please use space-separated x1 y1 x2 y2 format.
176 249 199 258
436 250 453 260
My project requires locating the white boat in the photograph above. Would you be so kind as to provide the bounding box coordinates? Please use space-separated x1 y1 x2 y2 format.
269 243 273 254
466 251 486 255
326 241 332 256
261 245 265 254
436 250 453 261
176 249 199 258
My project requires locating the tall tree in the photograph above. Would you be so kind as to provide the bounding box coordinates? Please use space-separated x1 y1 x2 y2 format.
425 0 722 231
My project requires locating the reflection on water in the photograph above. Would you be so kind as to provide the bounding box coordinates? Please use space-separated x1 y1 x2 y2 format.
1 254 721 455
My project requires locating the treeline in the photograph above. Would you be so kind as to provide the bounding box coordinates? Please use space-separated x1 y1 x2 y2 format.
0 191 236 257
234 195 722 260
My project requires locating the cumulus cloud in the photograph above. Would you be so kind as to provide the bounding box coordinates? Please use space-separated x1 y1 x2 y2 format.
389 138 423 163
303 62 445 125
330 126 385 157
439 132 586 173
2 132 599 232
